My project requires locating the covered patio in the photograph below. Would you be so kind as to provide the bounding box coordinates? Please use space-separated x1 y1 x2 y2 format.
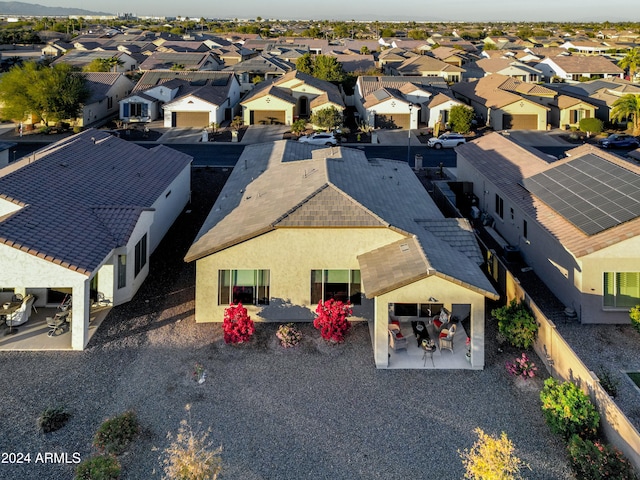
0 305 111 351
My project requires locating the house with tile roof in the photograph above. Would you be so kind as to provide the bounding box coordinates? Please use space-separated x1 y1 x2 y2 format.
455 132 640 324
52 50 138 72
0 129 192 349
120 71 240 127
239 71 344 126
224 54 294 93
78 72 135 127
462 58 543 83
137 52 223 72
390 55 465 83
185 140 498 369
354 76 449 129
536 55 624 83
450 74 551 130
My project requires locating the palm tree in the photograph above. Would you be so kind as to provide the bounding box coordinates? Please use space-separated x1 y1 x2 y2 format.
617 48 640 83
610 94 640 135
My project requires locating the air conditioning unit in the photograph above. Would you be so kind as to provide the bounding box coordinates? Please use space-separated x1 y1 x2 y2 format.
470 206 481 219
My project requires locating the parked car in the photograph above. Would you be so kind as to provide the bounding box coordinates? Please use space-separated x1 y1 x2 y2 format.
597 134 640 149
298 132 338 146
427 133 466 149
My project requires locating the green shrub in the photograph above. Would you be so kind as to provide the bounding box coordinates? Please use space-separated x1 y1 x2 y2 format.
75 455 121 480
449 105 475 134
579 118 604 137
73 126 82 134
291 118 306 136
93 411 139 455
492 299 538 349
540 378 600 440
567 435 637 480
630 305 640 334
459 427 529 480
596 366 619 398
38 406 71 433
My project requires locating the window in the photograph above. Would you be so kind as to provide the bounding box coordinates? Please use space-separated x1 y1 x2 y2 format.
510 207 514 221
134 234 147 277
495 194 504 219
107 96 113 109
311 269 361 305
123 102 148 118
117 255 127 289
218 270 270 305
604 272 640 308
523 219 528 239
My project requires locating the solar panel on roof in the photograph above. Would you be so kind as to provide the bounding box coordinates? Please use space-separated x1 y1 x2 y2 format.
521 153 640 236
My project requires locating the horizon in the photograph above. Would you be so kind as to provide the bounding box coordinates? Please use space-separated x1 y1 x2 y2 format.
3 0 640 23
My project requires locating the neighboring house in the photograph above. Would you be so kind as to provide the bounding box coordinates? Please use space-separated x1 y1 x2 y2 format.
536 55 624 82
154 40 211 53
429 46 473 67
239 70 345 126
41 41 72 58
324 52 376 74
224 54 294 93
456 133 640 324
450 74 550 130
377 48 418 74
354 75 449 128
78 72 135 127
547 95 598 129
184 140 498 369
548 78 640 124
0 129 192 349
390 55 465 83
559 40 612 55
138 52 223 72
426 92 469 129
463 58 543 83
0 142 15 168
52 50 138 72
121 71 241 127
210 45 257 66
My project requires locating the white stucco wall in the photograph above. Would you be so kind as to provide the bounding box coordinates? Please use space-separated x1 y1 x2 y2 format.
162 96 221 127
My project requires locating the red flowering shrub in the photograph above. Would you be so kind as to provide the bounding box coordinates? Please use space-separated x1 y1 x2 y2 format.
223 303 255 344
567 434 637 480
313 299 352 343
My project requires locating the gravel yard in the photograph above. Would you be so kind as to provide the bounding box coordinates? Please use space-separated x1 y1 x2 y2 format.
0 167 575 479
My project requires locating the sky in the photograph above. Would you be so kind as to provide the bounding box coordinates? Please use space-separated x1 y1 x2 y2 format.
25 0 640 22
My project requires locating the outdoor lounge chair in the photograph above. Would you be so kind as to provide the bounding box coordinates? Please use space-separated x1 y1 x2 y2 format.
46 315 67 337
5 294 35 327
439 323 457 353
388 324 409 351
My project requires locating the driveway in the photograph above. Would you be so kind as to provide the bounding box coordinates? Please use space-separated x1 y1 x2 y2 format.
0 168 572 479
240 124 289 144
504 129 572 147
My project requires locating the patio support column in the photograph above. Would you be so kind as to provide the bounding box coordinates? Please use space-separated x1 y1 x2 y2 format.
373 297 389 368
469 301 485 369
70 279 91 350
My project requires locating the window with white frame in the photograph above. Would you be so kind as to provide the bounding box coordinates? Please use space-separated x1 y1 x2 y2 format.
604 272 640 308
218 270 270 306
117 255 127 289
311 269 361 305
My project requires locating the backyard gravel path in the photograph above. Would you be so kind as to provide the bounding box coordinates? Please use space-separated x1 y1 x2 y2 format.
0 168 576 479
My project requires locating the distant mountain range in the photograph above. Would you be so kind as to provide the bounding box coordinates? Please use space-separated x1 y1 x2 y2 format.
0 1 110 16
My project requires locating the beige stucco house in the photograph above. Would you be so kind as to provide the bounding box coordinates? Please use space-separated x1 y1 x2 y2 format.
455 133 640 324
0 130 192 349
239 71 345 126
185 140 498 369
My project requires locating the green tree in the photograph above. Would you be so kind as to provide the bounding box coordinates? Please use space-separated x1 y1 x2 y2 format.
540 378 600 440
578 117 603 138
312 55 344 82
310 106 343 131
295 53 314 75
610 94 640 135
380 27 395 38
0 62 89 126
449 105 475 133
459 427 529 480
617 48 640 82
491 299 538 349
83 57 124 73
291 118 307 136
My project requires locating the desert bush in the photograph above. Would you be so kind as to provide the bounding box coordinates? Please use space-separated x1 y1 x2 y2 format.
93 411 140 455
313 299 352 343
161 404 222 480
540 378 600 440
222 303 255 344
567 434 637 480
276 323 303 348
459 427 529 480
290 119 306 136
579 117 604 137
38 406 71 433
596 366 619 398
630 305 640 334
492 299 538 349
75 455 121 480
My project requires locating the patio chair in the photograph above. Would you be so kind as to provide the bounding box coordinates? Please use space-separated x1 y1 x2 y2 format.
439 323 457 353
92 292 111 308
388 324 409 351
46 315 67 337
5 294 36 327
432 310 450 333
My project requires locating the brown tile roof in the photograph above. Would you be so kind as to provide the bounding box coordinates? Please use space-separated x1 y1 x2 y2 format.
185 140 498 299
457 133 640 258
394 55 464 75
451 74 551 110
0 130 192 275
545 55 624 74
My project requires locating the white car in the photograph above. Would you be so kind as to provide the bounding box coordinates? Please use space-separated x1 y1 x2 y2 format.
298 132 338 146
427 133 466 149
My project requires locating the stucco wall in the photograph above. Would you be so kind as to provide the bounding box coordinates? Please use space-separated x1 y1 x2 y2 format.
241 95 294 126
194 227 404 323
